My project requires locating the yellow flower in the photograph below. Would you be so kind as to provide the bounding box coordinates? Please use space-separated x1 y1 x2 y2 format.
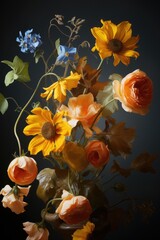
62 141 89 172
23 107 72 156
72 221 95 240
91 20 139 66
41 71 81 103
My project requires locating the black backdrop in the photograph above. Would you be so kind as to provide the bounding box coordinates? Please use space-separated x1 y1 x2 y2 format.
1 1 160 239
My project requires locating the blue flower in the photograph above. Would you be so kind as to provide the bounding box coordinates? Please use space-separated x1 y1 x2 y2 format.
56 45 77 63
16 29 42 53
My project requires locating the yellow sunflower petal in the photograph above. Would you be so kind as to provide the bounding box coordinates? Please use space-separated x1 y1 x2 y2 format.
113 53 121 66
91 27 107 42
25 114 44 125
56 121 72 136
122 49 139 58
65 72 81 90
23 123 41 136
42 139 55 156
54 135 65 152
118 54 130 65
28 135 46 155
124 36 140 48
116 21 131 41
54 83 66 103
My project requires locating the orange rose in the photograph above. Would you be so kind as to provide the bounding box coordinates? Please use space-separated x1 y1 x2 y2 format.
85 140 110 168
112 69 153 115
56 190 92 224
59 93 102 137
7 156 38 185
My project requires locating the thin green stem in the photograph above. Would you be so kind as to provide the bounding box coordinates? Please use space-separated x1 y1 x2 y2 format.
97 59 104 70
14 72 59 156
6 97 21 110
41 197 62 225
63 62 69 78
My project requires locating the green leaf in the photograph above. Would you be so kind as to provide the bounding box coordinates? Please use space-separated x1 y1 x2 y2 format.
4 70 15 86
0 93 8 114
1 56 30 86
97 82 118 117
13 56 30 82
34 49 44 63
1 60 14 69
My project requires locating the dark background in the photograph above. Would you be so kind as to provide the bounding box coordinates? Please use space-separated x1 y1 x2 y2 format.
0 0 160 239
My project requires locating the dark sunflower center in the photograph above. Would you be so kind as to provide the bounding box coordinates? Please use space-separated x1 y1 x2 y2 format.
108 39 123 53
41 122 56 140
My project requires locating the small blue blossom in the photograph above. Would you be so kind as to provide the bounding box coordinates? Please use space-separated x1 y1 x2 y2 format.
16 29 42 53
56 45 77 63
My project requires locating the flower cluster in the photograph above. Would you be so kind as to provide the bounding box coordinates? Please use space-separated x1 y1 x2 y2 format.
0 14 156 240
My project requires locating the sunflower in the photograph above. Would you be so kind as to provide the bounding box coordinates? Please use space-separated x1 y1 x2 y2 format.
40 71 81 103
91 20 139 66
23 107 72 156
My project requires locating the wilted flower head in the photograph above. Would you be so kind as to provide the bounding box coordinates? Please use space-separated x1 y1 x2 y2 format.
0 185 30 214
23 221 49 240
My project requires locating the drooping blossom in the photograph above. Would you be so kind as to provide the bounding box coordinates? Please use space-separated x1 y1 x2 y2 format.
23 107 72 156
40 71 81 103
85 140 110 168
56 190 92 224
112 69 153 115
56 45 77 63
62 141 89 172
0 184 30 214
91 20 139 66
59 93 102 137
23 221 49 240
72 221 95 240
7 156 38 185
16 29 42 53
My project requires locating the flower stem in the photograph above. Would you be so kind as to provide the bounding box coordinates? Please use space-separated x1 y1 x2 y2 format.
41 197 62 224
97 59 104 70
14 72 59 156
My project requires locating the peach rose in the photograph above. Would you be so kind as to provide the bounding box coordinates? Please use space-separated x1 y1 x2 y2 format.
0 184 30 214
85 140 110 168
23 221 49 240
7 156 38 185
112 69 153 115
56 190 92 224
62 141 89 172
59 93 102 137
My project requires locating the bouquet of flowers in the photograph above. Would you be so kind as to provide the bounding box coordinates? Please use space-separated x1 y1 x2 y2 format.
0 14 156 240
